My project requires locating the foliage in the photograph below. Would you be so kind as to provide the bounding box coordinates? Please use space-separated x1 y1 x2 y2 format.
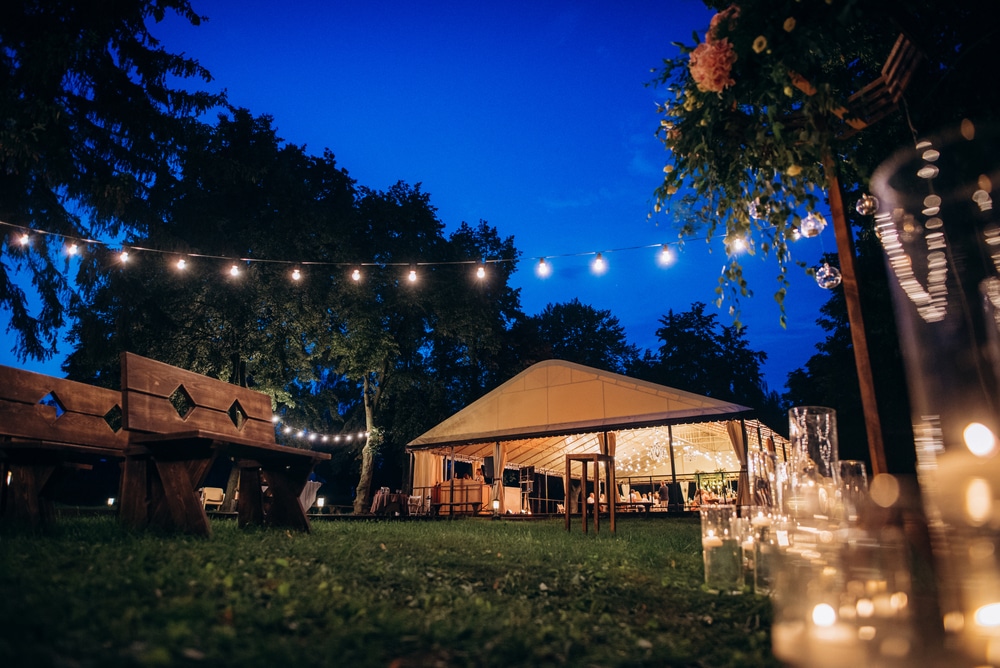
63 110 356 401
512 298 642 375
0 0 222 360
631 302 785 429
650 0 916 323
0 516 777 667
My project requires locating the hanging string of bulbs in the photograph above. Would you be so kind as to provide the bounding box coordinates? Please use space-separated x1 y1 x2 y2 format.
271 415 368 445
1 212 841 287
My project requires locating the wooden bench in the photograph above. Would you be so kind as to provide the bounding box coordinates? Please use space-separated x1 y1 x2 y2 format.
0 366 129 526
120 352 330 536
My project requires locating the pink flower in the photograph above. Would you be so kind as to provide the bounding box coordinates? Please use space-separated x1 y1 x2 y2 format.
708 4 741 40
688 38 737 93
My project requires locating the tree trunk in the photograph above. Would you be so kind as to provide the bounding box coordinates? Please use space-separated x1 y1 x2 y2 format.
353 375 377 514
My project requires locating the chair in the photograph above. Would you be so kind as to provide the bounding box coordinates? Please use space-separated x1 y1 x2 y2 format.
200 487 225 511
408 495 424 516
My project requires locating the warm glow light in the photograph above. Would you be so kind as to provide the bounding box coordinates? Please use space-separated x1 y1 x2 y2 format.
67 243 78 255
283 426 292 434
317 497 325 508
120 250 129 263
292 268 301 281
728 237 747 253
965 477 993 526
812 603 837 627
964 422 997 457
351 268 361 281
407 267 417 282
476 265 486 279
271 415 280 423
19 233 29 245
321 435 328 442
358 431 366 438
658 244 674 267
229 264 239 276
592 252 607 275
107 497 116 506
296 430 305 438
975 603 1000 628
176 258 186 270
493 499 500 511
345 434 353 441
308 433 317 441
536 258 551 277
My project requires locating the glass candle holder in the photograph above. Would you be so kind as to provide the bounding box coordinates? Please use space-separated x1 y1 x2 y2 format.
700 504 743 594
871 120 1000 663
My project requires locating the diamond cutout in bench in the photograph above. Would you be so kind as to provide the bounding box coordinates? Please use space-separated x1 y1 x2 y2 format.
103 404 123 432
38 391 67 418
228 400 247 431
169 385 195 419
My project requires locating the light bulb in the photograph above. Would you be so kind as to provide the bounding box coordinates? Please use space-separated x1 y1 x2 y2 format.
658 244 674 266
19 233 29 245
176 258 186 270
408 268 417 282
120 250 129 263
351 268 361 281
229 264 239 276
476 265 486 279
536 258 551 277
592 252 606 274
67 243 78 255
291 268 301 281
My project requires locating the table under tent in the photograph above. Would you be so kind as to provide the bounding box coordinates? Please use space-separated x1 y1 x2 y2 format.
406 359 788 516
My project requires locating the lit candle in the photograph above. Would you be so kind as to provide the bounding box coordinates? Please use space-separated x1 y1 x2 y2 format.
702 533 723 548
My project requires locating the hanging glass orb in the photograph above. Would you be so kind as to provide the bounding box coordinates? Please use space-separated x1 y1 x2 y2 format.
855 193 879 216
815 263 843 289
748 198 771 220
799 212 828 238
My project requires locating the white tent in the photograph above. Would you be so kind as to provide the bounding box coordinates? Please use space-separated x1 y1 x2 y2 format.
406 360 787 510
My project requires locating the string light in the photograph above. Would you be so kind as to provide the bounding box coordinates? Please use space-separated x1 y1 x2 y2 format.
3 218 832 292
592 252 607 275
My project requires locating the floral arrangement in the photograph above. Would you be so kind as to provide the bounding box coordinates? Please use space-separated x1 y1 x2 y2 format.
651 0 897 323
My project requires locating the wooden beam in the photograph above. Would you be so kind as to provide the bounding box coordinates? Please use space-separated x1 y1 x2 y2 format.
822 152 889 476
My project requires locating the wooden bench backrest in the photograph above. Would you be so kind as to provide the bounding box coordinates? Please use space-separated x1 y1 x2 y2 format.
120 352 276 444
0 365 129 451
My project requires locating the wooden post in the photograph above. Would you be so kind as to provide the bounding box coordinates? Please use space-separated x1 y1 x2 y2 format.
823 151 889 476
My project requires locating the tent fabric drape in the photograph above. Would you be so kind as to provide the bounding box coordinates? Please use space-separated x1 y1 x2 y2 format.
413 451 444 494
491 441 509 513
727 421 751 507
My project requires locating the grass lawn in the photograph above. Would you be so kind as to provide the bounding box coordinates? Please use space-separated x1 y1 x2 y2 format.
0 515 777 667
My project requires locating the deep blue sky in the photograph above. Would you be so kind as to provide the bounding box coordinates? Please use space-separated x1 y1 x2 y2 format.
3 0 835 390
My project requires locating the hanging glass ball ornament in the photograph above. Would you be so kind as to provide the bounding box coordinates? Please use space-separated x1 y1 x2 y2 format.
815 263 843 289
855 193 879 216
799 212 828 238
748 198 771 220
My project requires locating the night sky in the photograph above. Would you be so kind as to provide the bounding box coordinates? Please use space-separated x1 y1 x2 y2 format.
3 0 837 391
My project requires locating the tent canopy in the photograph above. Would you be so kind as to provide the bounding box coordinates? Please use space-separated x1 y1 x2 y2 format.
407 360 786 478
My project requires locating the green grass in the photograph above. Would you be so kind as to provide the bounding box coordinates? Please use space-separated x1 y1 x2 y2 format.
0 516 777 667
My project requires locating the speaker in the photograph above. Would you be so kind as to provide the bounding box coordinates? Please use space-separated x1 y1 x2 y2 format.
482 456 494 479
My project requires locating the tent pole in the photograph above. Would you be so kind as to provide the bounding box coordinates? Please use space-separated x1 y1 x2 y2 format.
667 424 677 485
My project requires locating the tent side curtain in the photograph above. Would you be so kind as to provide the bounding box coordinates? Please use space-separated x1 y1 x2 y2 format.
491 441 508 512
413 452 444 493
727 420 752 507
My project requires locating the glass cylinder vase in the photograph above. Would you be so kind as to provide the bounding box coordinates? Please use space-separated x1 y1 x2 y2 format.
871 120 1000 663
